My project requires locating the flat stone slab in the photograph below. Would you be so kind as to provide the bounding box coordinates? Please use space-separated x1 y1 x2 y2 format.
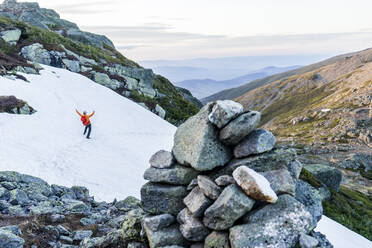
219 111 261 145
144 164 198 185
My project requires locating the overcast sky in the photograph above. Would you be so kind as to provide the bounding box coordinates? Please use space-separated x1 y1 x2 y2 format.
22 0 372 61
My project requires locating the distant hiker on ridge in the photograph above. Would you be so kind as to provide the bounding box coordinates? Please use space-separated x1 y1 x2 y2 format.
76 109 95 139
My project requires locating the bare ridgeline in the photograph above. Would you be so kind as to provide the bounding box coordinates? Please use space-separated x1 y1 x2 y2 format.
141 100 333 248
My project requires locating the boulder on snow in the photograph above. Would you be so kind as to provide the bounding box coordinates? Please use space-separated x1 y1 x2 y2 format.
172 103 232 171
177 208 210 242
197 175 221 200
219 111 261 145
233 129 276 158
304 164 342 191
208 100 243 128
141 183 187 215
183 186 212 218
232 166 278 203
232 195 313 248
144 164 198 185
203 184 255 230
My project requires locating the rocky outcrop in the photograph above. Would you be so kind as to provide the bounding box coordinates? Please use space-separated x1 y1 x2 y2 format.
0 171 148 247
304 164 342 191
0 96 35 114
140 100 333 248
0 0 114 48
0 2 201 124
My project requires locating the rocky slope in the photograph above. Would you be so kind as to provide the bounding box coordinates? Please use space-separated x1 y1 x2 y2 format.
0 0 200 125
228 48 372 195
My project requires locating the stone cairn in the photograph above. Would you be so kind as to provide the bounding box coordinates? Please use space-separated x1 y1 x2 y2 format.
140 100 331 248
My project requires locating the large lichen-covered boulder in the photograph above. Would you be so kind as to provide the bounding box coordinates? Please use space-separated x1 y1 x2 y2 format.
141 183 187 215
231 194 313 248
203 184 255 230
173 103 232 171
304 164 342 191
219 111 261 145
121 209 145 242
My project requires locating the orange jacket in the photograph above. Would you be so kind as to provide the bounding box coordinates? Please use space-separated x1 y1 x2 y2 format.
76 109 95 126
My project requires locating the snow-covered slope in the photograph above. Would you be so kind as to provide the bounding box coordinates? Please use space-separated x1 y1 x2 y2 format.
316 216 372 248
0 66 176 201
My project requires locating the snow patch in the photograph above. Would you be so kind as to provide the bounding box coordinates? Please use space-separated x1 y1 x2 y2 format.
0 65 176 201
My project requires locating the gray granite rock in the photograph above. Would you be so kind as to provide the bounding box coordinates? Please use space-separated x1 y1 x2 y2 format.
143 214 176 232
197 175 221 200
144 164 198 185
173 103 232 171
261 169 297 196
304 164 342 191
204 231 230 248
183 186 212 218
234 129 276 158
233 195 313 248
150 150 175 168
141 183 187 215
219 111 261 145
208 100 243 129
215 175 235 187
203 184 255 230
177 208 210 242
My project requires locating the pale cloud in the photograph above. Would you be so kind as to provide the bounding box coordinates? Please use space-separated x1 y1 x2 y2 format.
20 0 372 60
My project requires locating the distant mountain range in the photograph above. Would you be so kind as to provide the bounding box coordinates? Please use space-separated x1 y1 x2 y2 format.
175 66 300 99
140 55 328 82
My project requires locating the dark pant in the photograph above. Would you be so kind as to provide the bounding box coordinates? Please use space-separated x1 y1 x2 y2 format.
84 124 92 138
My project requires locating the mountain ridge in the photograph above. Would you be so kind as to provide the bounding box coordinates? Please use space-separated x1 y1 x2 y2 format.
176 65 300 99
201 49 368 104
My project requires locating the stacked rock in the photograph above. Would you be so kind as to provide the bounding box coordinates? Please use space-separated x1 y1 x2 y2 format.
141 100 330 248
